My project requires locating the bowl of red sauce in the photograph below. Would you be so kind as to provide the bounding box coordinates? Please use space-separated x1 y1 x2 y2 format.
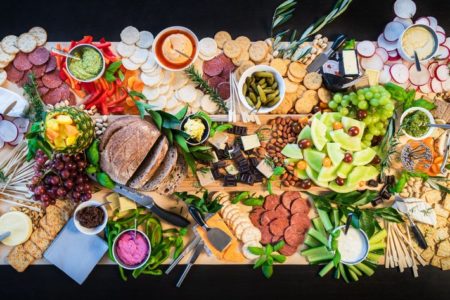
112 229 151 270
152 26 199 71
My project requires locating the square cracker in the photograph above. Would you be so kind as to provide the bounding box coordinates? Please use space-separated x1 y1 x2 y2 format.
7 245 34 272
45 205 65 226
39 217 63 238
30 228 52 252
441 257 450 271
23 240 43 259
54 199 74 217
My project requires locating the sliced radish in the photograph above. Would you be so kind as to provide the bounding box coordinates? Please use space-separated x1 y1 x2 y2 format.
360 55 384 71
8 132 24 146
397 80 411 89
12 118 29 133
444 38 450 49
435 64 450 81
419 83 432 94
436 25 445 34
415 17 430 26
409 65 430 86
431 78 443 93
0 138 4 149
375 48 389 62
394 17 413 28
378 34 398 51
0 114 3 121
390 63 410 83
437 32 446 45
0 120 18 143
388 49 401 61
384 21 405 42
394 0 416 19
436 46 450 60
427 16 438 30
357 41 376 57
428 62 439 76
442 78 450 91
379 65 392 84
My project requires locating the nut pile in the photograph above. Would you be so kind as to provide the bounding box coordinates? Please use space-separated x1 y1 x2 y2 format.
93 115 109 137
10 202 44 231
297 34 329 65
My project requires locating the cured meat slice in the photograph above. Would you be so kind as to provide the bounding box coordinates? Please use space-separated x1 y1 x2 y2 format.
290 198 310 214
260 226 272 245
275 204 290 217
260 210 280 226
6 64 24 83
269 218 289 236
290 213 311 233
45 56 57 73
271 235 283 244
203 57 224 77
278 243 298 256
31 64 46 78
68 92 76 105
37 86 49 96
43 87 63 105
13 52 33 71
56 84 72 100
207 76 225 88
42 71 62 89
249 207 265 227
284 226 305 247
217 82 230 100
17 71 31 86
28 47 50 66
263 194 280 210
281 191 301 210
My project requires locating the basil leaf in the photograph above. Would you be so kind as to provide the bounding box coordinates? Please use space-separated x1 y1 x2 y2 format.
149 110 163 130
253 256 266 269
411 99 436 110
106 61 122 73
128 91 146 100
174 133 190 153
248 246 264 255
359 210 375 238
273 166 285 176
231 191 250 204
85 165 98 174
262 264 273 279
162 128 173 144
96 172 116 189
242 197 264 206
86 139 100 166
273 240 285 252
175 105 189 120
271 254 286 263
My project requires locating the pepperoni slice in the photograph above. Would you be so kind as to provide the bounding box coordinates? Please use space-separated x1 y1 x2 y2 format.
45 56 57 73
263 194 280 210
281 191 301 210
290 213 311 233
284 226 305 247
28 47 50 66
43 88 63 105
37 86 49 96
275 204 290 217
203 57 223 77
207 76 225 88
249 207 265 228
31 64 46 78
260 210 280 226
271 235 283 244
278 243 298 256
13 53 33 71
42 71 63 89
217 82 230 100
269 218 289 236
6 64 24 83
290 198 310 214
260 226 273 245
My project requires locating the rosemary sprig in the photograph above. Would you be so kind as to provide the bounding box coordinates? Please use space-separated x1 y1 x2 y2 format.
380 117 400 180
271 0 298 37
23 72 46 122
184 65 228 113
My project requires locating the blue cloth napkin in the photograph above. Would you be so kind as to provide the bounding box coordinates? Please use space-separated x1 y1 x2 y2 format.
44 218 108 285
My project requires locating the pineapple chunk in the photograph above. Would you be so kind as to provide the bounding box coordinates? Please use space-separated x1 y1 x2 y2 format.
65 136 77 146
45 128 59 142
56 115 73 125
47 119 60 131
64 124 79 137
54 136 66 148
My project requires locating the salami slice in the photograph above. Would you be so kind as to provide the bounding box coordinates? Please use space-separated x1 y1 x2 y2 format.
42 71 62 89
45 56 57 73
269 218 290 236
13 52 33 71
68 92 76 105
282 191 301 210
17 71 31 87
260 210 280 226
217 82 230 100
278 244 298 256
31 64 46 78
28 47 50 66
55 84 71 100
6 64 24 83
260 226 272 245
284 225 305 247
290 198 310 214
275 204 290 217
203 57 224 77
43 87 63 105
207 76 225 88
271 235 283 244
37 86 49 96
249 207 265 227
290 213 311 233
263 194 280 210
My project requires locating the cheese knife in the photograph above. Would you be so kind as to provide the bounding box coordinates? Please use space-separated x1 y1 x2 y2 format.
394 196 428 249
0 231 11 241
176 240 204 288
307 34 347 73
166 235 201 275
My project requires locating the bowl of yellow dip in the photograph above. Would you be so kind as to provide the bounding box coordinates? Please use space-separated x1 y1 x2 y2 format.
180 113 210 146
67 44 105 82
398 24 438 62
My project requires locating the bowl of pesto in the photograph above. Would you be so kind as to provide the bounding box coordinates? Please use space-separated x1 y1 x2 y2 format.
400 107 435 140
67 44 105 82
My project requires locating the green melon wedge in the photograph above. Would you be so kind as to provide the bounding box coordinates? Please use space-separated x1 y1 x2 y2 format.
304 148 325 172
329 181 359 193
352 147 377 166
306 166 329 188
346 166 379 186
330 129 361 151
318 164 339 182
281 144 303 159
297 125 312 142
327 143 345 166
341 116 365 140
311 117 328 151
336 162 354 179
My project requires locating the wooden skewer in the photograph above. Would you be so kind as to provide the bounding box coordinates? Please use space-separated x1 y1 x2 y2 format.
385 222 391 268
391 225 427 266
388 225 399 268
405 223 419 277
391 225 406 271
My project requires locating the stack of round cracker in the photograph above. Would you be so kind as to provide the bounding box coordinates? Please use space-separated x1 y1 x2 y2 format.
117 26 154 71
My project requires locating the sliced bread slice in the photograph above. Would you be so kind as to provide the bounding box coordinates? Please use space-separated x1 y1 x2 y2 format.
141 146 178 191
156 153 188 195
100 116 140 151
128 135 169 189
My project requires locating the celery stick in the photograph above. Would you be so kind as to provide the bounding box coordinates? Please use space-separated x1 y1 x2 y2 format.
363 260 378 270
301 246 330 258
369 241 386 252
317 209 333 232
312 217 326 236
355 262 375 276
307 228 328 246
304 234 321 248
347 264 362 277
369 229 387 245
332 209 340 227
309 253 335 264
366 252 382 263
334 267 341 279
319 260 335 277
339 263 349 283
347 267 359 281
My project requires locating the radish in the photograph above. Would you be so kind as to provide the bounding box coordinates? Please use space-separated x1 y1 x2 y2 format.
0 114 3 121
444 38 450 49
419 83 432 94
8 132 24 146
397 80 411 89
436 46 450 60
435 64 450 81
415 17 430 26
12 118 29 133
379 65 392 84
442 78 450 91
390 63 410 83
387 50 401 61
409 65 430 86
437 32 446 45
0 120 18 143
360 55 384 71
384 21 405 42
427 16 438 30
377 34 398 51
428 62 439 76
356 41 376 57
375 48 389 62
0 138 4 150
394 0 416 19
394 17 413 28
436 25 445 34
323 60 340 74
431 78 443 93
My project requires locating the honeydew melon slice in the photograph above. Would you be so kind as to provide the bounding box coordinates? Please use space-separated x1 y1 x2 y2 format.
306 166 329 188
281 144 303 159
297 125 312 142
330 129 361 151
346 165 379 187
304 148 325 172
311 117 328 151
329 181 359 193
336 162 354 179
352 147 377 166
318 163 339 182
341 116 365 140
326 143 345 166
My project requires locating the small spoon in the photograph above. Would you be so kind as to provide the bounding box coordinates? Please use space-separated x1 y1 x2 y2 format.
413 51 421 72
174 49 192 61
0 231 11 242
51 48 80 61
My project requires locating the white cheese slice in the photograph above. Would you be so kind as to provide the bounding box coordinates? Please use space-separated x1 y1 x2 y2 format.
256 160 274 178
225 164 239 175
341 49 359 77
365 69 380 86
0 87 29 117
196 168 215 186
393 198 436 226
119 196 137 212
241 134 260 151
208 131 228 150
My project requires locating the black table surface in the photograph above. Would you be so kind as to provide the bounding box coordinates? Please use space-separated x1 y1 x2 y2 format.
1 0 450 299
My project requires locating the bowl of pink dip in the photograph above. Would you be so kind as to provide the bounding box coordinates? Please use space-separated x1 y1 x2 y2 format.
112 229 151 270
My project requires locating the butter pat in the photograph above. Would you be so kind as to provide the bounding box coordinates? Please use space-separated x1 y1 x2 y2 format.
208 132 228 150
241 134 260 151
365 69 380 86
340 49 359 77
196 168 215 186
118 196 137 212
256 160 274 178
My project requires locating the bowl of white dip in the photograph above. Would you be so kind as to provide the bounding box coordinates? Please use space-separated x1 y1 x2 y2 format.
398 24 438 62
329 226 370 265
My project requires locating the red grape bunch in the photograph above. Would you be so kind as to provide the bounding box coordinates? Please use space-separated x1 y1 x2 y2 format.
28 150 92 207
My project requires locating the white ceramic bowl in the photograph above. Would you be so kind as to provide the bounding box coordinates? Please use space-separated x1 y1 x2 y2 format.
112 229 151 270
152 26 199 72
400 106 435 140
73 200 108 235
397 24 439 63
66 44 106 83
328 226 370 266
238 65 285 114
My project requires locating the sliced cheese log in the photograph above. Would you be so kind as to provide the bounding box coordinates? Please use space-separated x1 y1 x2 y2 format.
201 94 219 113
0 211 32 246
